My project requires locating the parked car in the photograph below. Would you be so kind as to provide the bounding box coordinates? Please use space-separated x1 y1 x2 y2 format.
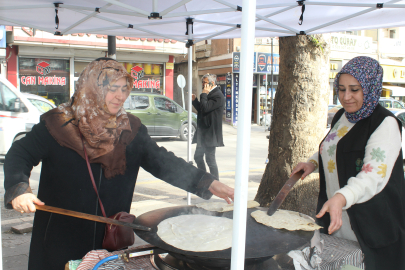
379 98 405 109
124 92 197 141
0 75 56 160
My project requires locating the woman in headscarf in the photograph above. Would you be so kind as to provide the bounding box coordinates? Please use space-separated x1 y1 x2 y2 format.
4 58 234 270
291 56 405 269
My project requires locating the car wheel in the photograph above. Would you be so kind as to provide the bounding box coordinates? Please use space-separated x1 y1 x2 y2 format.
180 123 196 141
13 133 26 143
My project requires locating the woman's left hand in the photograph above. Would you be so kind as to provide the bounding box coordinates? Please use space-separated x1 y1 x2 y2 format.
208 180 234 204
316 193 347 235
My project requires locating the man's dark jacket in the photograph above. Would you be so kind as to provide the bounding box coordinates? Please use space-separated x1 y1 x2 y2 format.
317 105 405 270
192 86 225 148
4 114 215 270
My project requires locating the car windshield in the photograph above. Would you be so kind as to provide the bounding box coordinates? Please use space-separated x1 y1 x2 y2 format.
27 98 54 113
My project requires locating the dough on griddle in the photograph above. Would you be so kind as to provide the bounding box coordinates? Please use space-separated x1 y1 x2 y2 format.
251 209 322 231
157 214 233 252
196 200 259 212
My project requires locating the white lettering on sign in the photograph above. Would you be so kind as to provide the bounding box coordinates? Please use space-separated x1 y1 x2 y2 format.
21 76 36 86
38 76 66 86
20 76 66 86
133 79 161 89
330 34 373 53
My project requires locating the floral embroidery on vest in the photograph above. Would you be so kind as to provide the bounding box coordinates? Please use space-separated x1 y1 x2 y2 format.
377 164 387 178
337 126 349 138
362 163 373 173
325 133 337 142
328 160 336 173
371 147 386 162
327 145 336 156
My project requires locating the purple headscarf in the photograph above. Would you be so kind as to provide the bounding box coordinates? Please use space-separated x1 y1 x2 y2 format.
334 56 383 123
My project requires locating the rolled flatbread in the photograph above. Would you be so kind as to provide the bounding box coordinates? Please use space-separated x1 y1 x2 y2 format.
157 214 233 252
251 209 322 231
196 200 260 212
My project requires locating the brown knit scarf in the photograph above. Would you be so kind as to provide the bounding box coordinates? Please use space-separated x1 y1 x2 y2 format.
41 58 141 178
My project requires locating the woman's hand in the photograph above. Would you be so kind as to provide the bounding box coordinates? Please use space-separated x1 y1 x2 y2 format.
291 162 316 180
11 194 45 214
208 180 234 204
316 193 346 234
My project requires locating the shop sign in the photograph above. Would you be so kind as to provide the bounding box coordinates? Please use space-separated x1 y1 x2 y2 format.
380 38 405 56
233 73 239 126
382 65 405 83
20 61 67 86
330 34 373 53
226 73 232 120
256 53 280 74
166 62 174 69
130 65 161 89
232 52 256 73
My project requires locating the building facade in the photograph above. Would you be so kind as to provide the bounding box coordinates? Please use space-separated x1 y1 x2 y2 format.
1 26 187 106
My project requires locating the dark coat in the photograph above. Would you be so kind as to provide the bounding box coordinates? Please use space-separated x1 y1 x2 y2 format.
192 86 225 148
4 115 214 270
317 105 405 270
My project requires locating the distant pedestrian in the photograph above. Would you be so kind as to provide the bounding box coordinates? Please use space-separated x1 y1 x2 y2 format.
192 73 225 179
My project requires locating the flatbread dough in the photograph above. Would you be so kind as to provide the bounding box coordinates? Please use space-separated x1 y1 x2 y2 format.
157 214 233 252
251 209 322 231
196 200 260 212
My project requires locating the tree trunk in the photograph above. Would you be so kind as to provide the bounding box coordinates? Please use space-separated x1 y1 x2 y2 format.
255 35 330 218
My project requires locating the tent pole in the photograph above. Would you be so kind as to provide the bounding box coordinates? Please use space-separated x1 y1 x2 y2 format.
271 38 274 121
107 36 116 59
231 0 256 269
187 19 193 206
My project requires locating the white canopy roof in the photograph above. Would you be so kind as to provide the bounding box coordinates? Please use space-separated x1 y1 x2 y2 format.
1 0 405 42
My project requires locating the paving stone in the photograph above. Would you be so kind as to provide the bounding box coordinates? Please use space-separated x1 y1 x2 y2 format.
11 223 33 234
3 254 29 270
20 217 34 222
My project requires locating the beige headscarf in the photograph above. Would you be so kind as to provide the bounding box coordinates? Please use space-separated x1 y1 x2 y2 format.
41 58 141 178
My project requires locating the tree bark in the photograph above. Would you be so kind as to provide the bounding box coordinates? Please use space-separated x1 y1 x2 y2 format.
255 34 330 217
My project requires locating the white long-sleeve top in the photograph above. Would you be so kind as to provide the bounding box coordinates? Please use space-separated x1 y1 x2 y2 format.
308 114 402 241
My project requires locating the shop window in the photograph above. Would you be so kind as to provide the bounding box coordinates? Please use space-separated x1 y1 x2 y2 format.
19 58 70 106
124 63 164 94
389 29 396 39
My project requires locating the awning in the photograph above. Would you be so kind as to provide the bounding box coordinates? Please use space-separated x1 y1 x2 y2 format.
383 85 405 96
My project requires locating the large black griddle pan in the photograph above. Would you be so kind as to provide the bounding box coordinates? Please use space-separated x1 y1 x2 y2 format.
134 205 313 264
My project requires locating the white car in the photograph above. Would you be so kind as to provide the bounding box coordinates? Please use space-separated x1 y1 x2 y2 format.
0 75 55 161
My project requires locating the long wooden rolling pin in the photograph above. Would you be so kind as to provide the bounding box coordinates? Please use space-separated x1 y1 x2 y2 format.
36 205 152 232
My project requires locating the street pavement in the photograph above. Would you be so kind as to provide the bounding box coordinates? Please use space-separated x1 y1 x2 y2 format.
0 122 270 269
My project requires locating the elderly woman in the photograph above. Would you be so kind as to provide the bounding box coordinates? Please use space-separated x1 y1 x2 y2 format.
4 58 234 270
291 56 405 269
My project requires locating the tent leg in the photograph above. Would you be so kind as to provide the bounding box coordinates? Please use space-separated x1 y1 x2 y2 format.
107 36 116 59
231 0 256 269
187 20 193 206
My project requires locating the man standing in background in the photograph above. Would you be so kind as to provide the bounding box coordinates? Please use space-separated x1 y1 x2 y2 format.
192 73 225 179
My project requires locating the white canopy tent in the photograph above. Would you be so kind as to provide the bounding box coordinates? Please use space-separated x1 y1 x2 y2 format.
1 1 405 269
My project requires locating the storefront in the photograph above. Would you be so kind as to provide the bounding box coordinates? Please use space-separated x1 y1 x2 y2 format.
381 65 405 102
19 57 70 105
232 52 280 126
74 61 166 95
7 28 184 105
